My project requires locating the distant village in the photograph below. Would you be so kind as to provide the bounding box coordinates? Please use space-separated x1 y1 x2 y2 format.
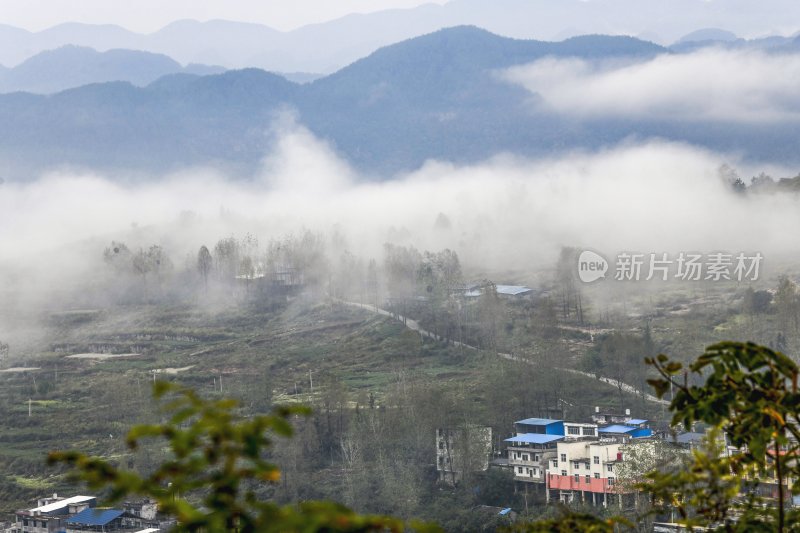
436 406 791 524
3 495 173 533
14 404 791 532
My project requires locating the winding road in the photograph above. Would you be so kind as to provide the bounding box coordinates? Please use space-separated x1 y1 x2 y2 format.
342 300 668 406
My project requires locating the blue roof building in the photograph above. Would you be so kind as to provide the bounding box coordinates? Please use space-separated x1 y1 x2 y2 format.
504 433 564 445
599 425 652 438
65 508 125 530
514 418 565 436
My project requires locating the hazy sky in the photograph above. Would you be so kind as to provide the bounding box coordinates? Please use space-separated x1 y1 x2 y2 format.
0 0 448 32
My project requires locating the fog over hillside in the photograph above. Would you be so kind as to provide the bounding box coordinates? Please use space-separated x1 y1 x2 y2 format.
1 121 798 314
506 48 800 123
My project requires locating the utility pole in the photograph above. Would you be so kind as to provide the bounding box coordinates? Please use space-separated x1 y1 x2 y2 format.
28 398 32 417
309 370 313 391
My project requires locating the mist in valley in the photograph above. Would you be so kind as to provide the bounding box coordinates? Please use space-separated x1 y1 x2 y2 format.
1 118 799 357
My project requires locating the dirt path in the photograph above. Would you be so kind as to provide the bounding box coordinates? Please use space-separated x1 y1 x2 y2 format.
342 300 668 406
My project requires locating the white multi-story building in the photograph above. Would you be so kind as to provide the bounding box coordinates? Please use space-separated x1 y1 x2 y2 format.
547 440 626 506
504 411 653 507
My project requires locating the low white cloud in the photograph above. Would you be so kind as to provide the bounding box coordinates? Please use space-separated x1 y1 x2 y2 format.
1 122 798 307
505 49 800 122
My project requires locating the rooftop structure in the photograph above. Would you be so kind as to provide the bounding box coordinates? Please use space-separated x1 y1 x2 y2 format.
66 508 124 528
30 496 95 515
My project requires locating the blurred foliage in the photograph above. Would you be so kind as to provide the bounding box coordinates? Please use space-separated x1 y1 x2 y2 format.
502 508 628 532
48 381 437 532
646 342 800 532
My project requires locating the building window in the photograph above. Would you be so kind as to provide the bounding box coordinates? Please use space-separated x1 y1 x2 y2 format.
561 470 567 476
568 426 580 435
583 427 596 436
585 463 590 470
574 473 580 482
608 477 615 485
552 460 558 468
573 461 580 469
517 467 523 474
594 473 600 479
593 456 600 464
560 454 566 462
607 464 613 472
522 454 529 461
533 468 538 476
585 475 591 483
534 454 540 462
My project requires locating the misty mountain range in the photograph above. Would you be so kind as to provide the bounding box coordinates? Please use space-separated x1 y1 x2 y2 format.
3 28 798 96
0 46 225 94
2 26 800 181
1 0 800 73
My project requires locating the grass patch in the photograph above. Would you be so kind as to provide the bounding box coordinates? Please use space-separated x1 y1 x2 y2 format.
11 476 56 490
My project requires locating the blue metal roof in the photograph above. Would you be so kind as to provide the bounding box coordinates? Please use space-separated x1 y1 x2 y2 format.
66 508 123 526
499 508 512 516
515 418 562 426
627 419 648 425
505 433 564 444
599 425 636 434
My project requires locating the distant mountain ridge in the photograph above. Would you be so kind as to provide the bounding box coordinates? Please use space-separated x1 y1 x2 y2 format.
0 0 799 72
0 26 798 181
0 46 225 94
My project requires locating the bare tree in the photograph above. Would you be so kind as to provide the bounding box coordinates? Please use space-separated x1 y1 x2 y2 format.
103 241 133 273
366 259 379 308
197 245 212 291
214 237 241 282
775 276 800 332
132 248 153 298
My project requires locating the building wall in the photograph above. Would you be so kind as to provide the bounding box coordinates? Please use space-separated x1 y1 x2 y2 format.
508 447 556 483
547 441 624 495
548 473 611 493
436 426 492 483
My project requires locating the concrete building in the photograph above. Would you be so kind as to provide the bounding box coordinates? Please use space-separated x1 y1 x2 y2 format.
436 425 493 484
546 440 626 506
505 418 567 489
504 412 654 507
11 495 96 533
